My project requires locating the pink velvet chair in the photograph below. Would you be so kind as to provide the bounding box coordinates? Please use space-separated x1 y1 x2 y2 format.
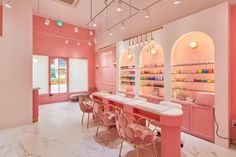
79 96 93 129
93 102 116 145
115 110 158 157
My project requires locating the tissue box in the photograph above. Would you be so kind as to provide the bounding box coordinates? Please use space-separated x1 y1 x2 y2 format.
196 92 214 106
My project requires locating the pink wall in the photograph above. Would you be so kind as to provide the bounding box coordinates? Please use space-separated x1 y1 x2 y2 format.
230 5 236 140
33 15 95 104
95 45 116 94
0 5 2 36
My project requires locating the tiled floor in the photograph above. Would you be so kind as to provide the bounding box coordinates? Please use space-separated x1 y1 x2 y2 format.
0 102 236 157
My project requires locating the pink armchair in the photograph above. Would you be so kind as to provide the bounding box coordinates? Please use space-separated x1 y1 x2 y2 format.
115 110 159 157
79 96 93 129
93 102 116 145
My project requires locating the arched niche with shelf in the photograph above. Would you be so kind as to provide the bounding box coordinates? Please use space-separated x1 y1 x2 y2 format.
139 42 165 99
171 32 215 102
119 49 135 95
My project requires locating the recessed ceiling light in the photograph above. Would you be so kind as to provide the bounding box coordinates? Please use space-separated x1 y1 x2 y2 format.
174 0 181 5
65 40 69 44
93 39 97 43
77 42 80 46
88 41 92 46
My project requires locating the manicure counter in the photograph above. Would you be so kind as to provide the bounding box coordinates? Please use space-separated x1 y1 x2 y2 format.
92 92 183 157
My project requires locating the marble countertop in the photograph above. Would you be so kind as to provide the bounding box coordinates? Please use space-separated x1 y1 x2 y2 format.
92 92 183 117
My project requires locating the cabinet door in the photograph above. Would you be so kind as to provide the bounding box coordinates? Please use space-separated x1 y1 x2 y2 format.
191 105 215 142
180 103 191 133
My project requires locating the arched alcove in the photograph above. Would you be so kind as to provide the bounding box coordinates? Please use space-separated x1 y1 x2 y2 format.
171 32 215 101
119 49 135 94
139 42 164 98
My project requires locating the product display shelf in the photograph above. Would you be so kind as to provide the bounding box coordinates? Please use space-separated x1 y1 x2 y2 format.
140 65 164 98
171 62 215 102
171 81 214 83
120 65 135 94
172 61 214 67
171 88 214 93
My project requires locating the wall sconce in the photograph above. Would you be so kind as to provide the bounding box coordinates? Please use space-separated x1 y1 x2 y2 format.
96 65 99 69
151 48 157 55
189 41 198 49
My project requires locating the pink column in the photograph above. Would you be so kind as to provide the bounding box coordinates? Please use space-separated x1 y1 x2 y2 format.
160 115 182 157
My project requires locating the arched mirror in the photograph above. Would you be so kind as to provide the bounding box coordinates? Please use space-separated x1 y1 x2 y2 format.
50 58 67 94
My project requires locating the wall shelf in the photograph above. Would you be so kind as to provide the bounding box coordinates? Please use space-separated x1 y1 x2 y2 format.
172 61 214 67
172 81 214 83
172 88 214 93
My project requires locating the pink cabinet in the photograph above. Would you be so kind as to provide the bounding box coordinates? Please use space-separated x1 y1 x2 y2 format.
172 100 191 133
172 100 215 142
180 103 191 133
191 105 215 142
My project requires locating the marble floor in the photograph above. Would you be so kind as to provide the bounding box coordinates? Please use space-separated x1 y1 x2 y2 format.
0 102 236 157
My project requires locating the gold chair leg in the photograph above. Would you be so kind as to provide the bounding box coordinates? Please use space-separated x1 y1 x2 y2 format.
135 145 139 157
81 112 85 124
152 142 158 157
96 124 100 137
119 140 124 157
87 113 90 129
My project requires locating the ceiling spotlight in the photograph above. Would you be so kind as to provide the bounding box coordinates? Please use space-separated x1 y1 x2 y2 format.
88 41 92 46
144 9 150 18
189 41 198 49
4 0 12 8
109 30 113 36
65 40 69 44
93 39 97 43
77 42 80 46
89 30 94 36
44 18 50 26
174 0 181 5
74 26 79 33
121 22 126 30
116 0 122 12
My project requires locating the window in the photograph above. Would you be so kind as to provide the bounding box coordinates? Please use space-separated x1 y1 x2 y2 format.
32 55 49 94
50 58 67 94
69 58 88 92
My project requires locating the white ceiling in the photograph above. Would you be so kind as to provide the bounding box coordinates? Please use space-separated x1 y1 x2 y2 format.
33 0 231 48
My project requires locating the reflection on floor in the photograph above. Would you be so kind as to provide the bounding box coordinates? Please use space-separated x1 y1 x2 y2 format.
0 102 235 157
